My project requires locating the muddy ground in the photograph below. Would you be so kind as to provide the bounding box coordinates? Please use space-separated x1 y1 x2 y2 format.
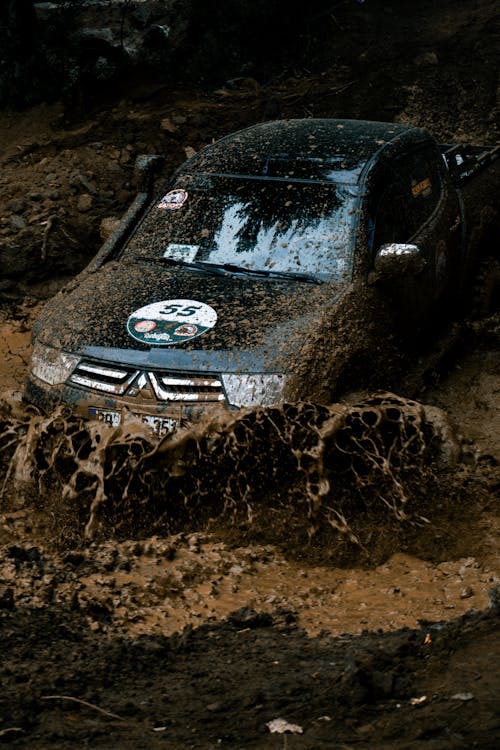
1 1 500 748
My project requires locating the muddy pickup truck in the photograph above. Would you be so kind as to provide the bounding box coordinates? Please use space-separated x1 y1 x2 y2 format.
25 118 500 434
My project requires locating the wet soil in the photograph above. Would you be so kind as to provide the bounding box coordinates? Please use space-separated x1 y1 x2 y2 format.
1 1 500 748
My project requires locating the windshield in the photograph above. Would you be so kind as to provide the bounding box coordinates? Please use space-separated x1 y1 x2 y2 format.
125 175 358 281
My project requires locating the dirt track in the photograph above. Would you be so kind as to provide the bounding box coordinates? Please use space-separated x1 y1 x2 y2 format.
1 1 500 747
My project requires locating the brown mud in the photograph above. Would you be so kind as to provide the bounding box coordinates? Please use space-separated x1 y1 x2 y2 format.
1 0 500 748
1 321 500 749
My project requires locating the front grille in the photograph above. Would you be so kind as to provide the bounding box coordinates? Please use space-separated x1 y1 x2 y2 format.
69 361 225 403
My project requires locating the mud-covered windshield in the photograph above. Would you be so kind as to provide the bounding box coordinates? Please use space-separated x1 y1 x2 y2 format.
125 175 358 281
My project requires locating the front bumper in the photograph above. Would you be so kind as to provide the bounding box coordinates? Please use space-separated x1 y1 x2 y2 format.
24 373 228 433
25 348 286 435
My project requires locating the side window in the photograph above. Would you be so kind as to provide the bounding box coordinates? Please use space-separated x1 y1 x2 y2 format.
395 147 442 236
372 179 409 251
370 146 442 253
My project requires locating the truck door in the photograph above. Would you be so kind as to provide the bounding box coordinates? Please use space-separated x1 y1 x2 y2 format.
370 145 459 324
398 145 462 306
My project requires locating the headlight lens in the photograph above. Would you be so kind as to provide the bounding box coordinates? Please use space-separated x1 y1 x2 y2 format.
30 342 80 386
221 373 286 407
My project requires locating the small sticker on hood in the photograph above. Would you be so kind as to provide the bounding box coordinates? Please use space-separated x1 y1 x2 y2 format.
158 189 188 209
127 299 217 346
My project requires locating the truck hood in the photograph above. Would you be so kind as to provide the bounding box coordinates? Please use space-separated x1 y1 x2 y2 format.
34 261 346 373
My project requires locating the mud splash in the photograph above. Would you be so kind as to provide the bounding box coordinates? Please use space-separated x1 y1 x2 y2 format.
1 392 461 561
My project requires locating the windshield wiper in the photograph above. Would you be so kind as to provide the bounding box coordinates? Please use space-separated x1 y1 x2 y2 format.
140 256 322 284
140 256 229 276
221 265 323 284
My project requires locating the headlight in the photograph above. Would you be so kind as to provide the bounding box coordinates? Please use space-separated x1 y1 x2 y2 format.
221 373 286 407
30 342 80 386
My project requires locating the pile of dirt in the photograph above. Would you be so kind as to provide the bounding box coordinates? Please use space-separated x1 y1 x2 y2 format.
1 593 499 749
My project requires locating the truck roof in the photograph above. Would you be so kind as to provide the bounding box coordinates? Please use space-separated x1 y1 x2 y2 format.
182 118 428 185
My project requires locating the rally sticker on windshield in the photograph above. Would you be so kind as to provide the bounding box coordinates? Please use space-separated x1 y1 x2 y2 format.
126 299 217 346
158 189 188 210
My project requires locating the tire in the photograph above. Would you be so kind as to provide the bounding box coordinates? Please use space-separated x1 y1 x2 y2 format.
472 256 500 318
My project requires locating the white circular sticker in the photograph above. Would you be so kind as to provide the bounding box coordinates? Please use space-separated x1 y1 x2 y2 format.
158 189 188 210
127 299 217 346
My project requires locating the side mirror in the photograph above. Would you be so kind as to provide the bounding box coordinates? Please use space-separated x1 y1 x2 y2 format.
134 154 165 193
374 243 426 278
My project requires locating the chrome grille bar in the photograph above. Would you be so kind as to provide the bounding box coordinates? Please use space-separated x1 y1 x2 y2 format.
69 362 139 395
152 373 225 402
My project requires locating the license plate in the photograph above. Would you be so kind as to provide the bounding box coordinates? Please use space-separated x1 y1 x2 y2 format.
88 407 177 436
140 414 177 436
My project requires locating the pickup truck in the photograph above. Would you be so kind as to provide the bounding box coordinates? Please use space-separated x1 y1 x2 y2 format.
25 118 500 434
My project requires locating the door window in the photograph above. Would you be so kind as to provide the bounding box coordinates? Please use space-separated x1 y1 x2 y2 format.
371 146 442 251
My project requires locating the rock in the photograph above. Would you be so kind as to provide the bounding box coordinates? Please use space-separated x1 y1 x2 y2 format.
77 194 93 212
267 718 303 735
160 117 177 133
100 216 121 240
459 557 478 572
69 171 97 194
6 198 25 213
227 607 273 629
460 586 474 599
8 214 27 231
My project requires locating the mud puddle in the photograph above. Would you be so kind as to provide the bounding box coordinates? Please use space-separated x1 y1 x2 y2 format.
3 534 498 641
